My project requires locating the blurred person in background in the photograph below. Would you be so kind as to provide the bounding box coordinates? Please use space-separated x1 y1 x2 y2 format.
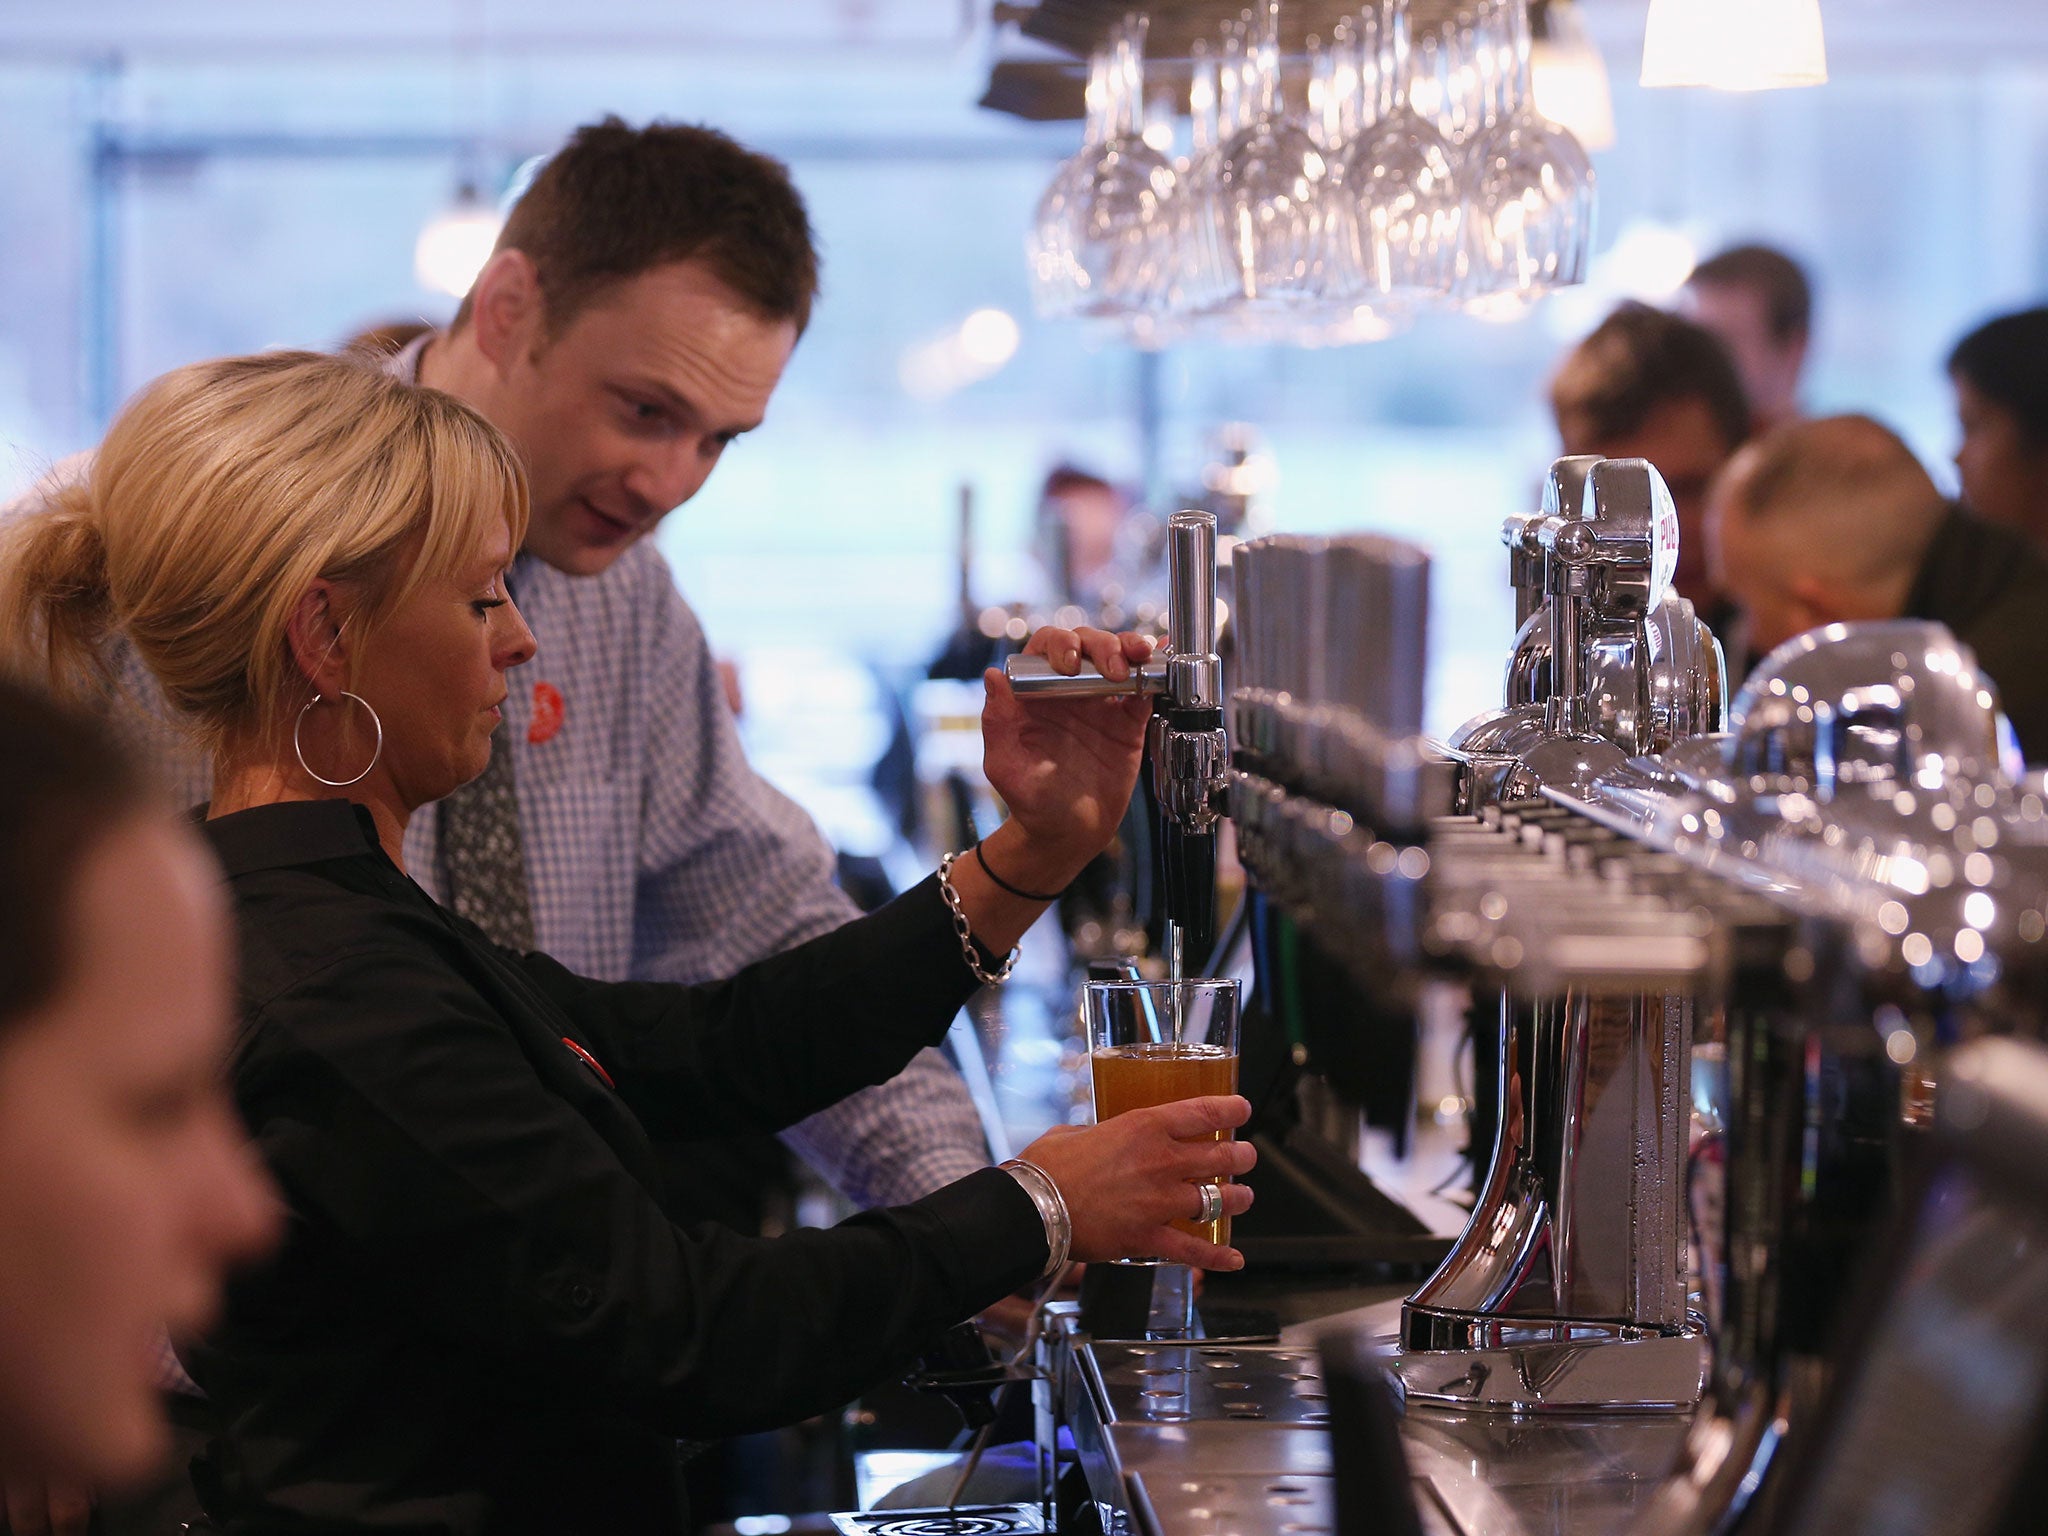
928 463 1138 683
1681 242 1815 435
1549 301 1753 650
1947 305 2048 549
0 679 275 1533
0 348 1250 1533
1037 463 1135 614
1706 413 2048 758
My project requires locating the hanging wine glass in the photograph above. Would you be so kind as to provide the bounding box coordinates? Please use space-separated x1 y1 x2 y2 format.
1026 42 1108 319
1111 27 1188 325
1174 17 1249 318
1334 0 1462 305
1468 0 1595 295
1203 0 1334 315
1026 15 1178 320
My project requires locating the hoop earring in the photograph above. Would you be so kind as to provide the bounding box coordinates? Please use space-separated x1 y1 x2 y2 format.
293 691 384 788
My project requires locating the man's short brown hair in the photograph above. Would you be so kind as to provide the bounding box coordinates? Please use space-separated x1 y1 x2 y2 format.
453 117 819 337
1550 301 1751 453
1689 243 1813 344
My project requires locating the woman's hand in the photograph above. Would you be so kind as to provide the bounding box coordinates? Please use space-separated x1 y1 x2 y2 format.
935 626 1151 960
1019 1095 1256 1270
979 626 1154 891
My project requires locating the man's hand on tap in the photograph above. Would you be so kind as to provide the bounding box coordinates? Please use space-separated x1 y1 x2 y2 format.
947 627 1153 955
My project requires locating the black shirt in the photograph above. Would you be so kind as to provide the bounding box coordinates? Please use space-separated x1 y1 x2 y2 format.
1903 504 2048 762
185 801 1041 1535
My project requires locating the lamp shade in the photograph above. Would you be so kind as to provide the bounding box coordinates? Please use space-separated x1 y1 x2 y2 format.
1641 0 1827 91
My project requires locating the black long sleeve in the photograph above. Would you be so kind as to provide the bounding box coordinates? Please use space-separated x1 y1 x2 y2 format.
507 873 996 1139
189 802 1042 1534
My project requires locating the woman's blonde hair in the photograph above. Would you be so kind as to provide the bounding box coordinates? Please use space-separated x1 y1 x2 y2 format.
0 350 529 757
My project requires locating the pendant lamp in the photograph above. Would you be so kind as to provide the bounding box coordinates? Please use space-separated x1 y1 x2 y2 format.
1641 0 1827 91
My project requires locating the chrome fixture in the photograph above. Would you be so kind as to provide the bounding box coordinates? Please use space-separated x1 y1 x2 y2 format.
1582 621 2048 1534
1378 455 1729 1414
1006 510 1231 967
1454 455 1726 811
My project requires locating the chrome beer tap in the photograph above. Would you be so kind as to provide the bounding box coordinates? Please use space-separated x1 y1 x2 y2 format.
1388 456 1731 1414
1503 453 1599 707
1005 511 1229 972
1456 456 1726 810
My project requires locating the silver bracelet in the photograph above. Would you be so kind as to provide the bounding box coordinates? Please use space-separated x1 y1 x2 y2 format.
1001 1157 1073 1280
937 851 1020 987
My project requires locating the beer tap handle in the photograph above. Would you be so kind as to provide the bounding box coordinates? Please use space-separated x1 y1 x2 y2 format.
1001 655 1171 699
1503 457 1601 634
1001 508 1223 709
1165 511 1223 713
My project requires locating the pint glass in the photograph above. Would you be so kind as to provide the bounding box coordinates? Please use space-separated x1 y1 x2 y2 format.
1084 977 1243 1249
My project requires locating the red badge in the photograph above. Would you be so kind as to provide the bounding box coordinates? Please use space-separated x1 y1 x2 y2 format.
528 681 565 745
561 1036 616 1091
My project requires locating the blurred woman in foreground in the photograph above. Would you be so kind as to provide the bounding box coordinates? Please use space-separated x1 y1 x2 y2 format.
0 679 275 1526
1 350 1255 1534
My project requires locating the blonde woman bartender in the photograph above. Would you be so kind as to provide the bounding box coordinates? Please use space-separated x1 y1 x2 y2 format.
2 350 1255 1535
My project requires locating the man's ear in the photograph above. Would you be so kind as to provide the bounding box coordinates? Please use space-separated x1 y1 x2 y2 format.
283 582 352 698
468 249 545 373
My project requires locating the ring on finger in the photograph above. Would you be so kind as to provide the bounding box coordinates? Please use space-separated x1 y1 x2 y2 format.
1194 1181 1226 1227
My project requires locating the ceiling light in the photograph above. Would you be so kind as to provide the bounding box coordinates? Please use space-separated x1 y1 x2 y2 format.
1602 221 1699 301
1641 0 1828 92
899 308 1022 401
1532 0 1615 151
959 308 1021 368
414 184 502 299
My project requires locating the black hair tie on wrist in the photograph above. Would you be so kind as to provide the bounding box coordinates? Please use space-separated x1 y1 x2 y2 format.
976 841 1065 903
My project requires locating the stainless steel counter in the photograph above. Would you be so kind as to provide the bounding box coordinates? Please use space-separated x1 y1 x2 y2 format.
1045 1300 1696 1536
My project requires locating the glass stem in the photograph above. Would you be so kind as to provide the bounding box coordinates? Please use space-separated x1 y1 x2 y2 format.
1387 0 1412 115
1357 4 1385 127
1109 13 1149 142
1219 22 1245 140
1190 39 1217 159
1083 39 1113 144
1508 0 1535 116
1255 0 1282 120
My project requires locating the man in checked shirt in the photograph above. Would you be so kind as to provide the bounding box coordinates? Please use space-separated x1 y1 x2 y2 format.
393 121 996 1208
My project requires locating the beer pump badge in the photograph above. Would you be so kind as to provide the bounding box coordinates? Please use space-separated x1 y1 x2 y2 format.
1648 473 1680 609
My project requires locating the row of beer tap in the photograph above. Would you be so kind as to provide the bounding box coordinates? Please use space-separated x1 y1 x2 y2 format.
1006 445 2048 1532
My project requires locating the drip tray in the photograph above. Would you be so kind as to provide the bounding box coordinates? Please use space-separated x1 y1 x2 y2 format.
828 1506 1047 1536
